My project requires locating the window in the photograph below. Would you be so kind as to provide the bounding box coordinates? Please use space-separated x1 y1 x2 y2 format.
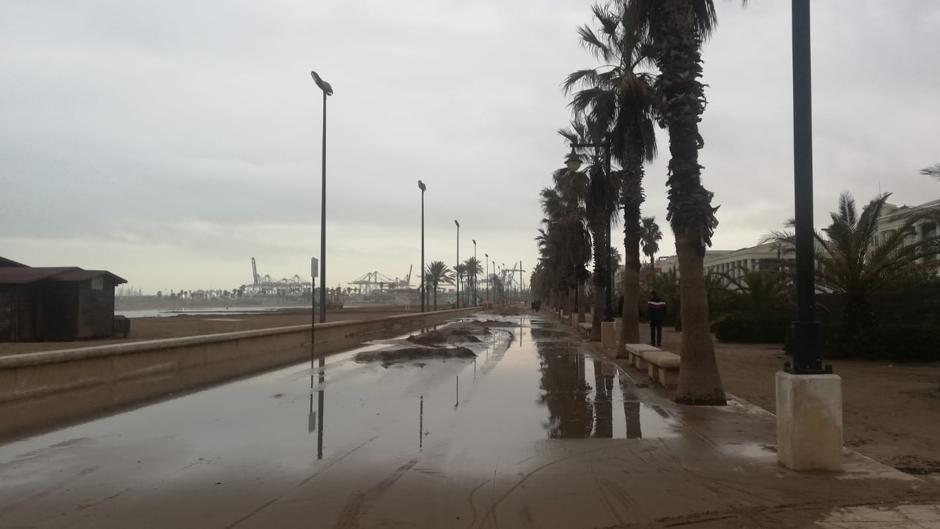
91 277 103 290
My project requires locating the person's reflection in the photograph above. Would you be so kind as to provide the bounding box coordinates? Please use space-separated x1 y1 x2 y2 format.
592 361 613 438
621 371 642 439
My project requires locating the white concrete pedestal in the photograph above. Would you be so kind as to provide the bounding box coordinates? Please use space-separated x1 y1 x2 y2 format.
775 371 843 471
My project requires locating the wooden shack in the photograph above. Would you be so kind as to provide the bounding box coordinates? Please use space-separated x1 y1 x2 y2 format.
0 258 126 342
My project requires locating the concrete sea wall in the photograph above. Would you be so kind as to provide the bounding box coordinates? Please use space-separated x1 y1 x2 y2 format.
0 308 478 440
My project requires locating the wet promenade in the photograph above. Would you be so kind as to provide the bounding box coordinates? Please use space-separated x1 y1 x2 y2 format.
1 314 937 528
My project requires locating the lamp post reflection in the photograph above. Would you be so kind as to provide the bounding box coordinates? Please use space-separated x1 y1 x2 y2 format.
308 358 326 459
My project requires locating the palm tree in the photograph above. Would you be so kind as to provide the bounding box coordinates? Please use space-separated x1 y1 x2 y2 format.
717 268 790 313
628 0 738 404
425 261 453 311
815 193 937 340
640 216 663 272
560 119 620 340
923 163 940 181
565 0 658 347
767 192 939 351
463 257 484 305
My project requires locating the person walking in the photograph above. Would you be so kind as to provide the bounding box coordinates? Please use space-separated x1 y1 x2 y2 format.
647 291 666 347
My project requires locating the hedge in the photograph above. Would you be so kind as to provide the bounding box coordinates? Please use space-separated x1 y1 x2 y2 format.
714 312 791 344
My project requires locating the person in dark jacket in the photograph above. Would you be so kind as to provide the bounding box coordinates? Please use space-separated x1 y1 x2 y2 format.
647 291 666 347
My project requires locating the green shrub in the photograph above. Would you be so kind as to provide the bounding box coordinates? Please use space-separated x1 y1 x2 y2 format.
851 324 940 362
714 312 791 344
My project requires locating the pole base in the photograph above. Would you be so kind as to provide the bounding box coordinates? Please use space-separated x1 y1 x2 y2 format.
775 371 843 471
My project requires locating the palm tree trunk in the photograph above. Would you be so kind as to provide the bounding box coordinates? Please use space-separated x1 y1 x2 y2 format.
433 285 438 311
657 6 725 404
674 232 725 403
620 160 644 347
590 219 607 341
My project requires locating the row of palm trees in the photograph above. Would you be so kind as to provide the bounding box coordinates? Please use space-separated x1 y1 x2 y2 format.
534 0 738 405
423 258 503 310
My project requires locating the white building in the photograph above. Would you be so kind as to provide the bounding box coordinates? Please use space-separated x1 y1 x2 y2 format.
877 199 939 265
657 243 786 283
656 197 939 281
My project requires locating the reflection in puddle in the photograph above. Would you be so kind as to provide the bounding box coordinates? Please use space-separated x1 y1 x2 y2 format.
533 323 679 440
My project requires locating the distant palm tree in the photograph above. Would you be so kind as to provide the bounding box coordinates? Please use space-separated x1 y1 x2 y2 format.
425 261 453 311
923 163 940 181
565 0 658 346
640 216 662 272
717 268 790 313
463 257 484 305
560 119 620 340
629 0 742 404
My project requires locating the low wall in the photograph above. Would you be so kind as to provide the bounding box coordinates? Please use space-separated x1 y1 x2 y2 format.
0 308 478 441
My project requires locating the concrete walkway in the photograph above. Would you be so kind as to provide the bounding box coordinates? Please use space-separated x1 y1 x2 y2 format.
0 313 938 528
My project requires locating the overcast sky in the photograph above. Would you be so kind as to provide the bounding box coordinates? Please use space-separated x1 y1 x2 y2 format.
2 1 938 293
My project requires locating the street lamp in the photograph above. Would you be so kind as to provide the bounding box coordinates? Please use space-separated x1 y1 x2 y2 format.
789 1 827 374
472 239 477 306
311 70 333 324
454 220 460 308
418 180 427 312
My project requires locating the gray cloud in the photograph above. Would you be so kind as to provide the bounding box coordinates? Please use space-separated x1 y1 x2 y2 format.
2 0 938 291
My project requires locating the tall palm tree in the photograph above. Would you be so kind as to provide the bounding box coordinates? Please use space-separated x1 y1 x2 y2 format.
425 261 453 311
566 0 658 347
628 0 735 404
560 120 620 340
640 216 663 272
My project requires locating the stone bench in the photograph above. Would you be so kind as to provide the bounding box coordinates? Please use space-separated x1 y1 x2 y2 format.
577 322 592 336
641 350 681 388
624 343 660 368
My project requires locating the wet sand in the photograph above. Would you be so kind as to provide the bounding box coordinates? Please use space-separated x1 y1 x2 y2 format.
1 314 937 528
0 309 411 356
645 324 940 478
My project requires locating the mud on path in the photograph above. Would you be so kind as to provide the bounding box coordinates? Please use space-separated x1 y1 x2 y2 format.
355 321 509 367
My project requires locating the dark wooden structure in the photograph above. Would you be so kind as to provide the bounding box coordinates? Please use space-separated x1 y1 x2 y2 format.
0 258 126 342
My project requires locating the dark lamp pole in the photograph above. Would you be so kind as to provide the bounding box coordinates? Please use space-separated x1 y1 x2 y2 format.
311 70 332 324
789 0 828 374
418 180 426 312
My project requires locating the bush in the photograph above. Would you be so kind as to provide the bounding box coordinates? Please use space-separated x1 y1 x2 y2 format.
851 324 940 362
714 312 791 344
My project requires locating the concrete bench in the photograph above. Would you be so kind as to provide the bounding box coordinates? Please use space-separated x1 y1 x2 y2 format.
577 322 592 336
623 343 660 368
641 350 681 388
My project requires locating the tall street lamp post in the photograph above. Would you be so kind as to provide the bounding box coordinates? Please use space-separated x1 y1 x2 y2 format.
789 1 826 374
311 71 333 324
454 220 460 308
472 239 477 306
418 180 427 312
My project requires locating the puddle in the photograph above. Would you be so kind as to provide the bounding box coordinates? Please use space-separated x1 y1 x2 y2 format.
0 313 679 523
